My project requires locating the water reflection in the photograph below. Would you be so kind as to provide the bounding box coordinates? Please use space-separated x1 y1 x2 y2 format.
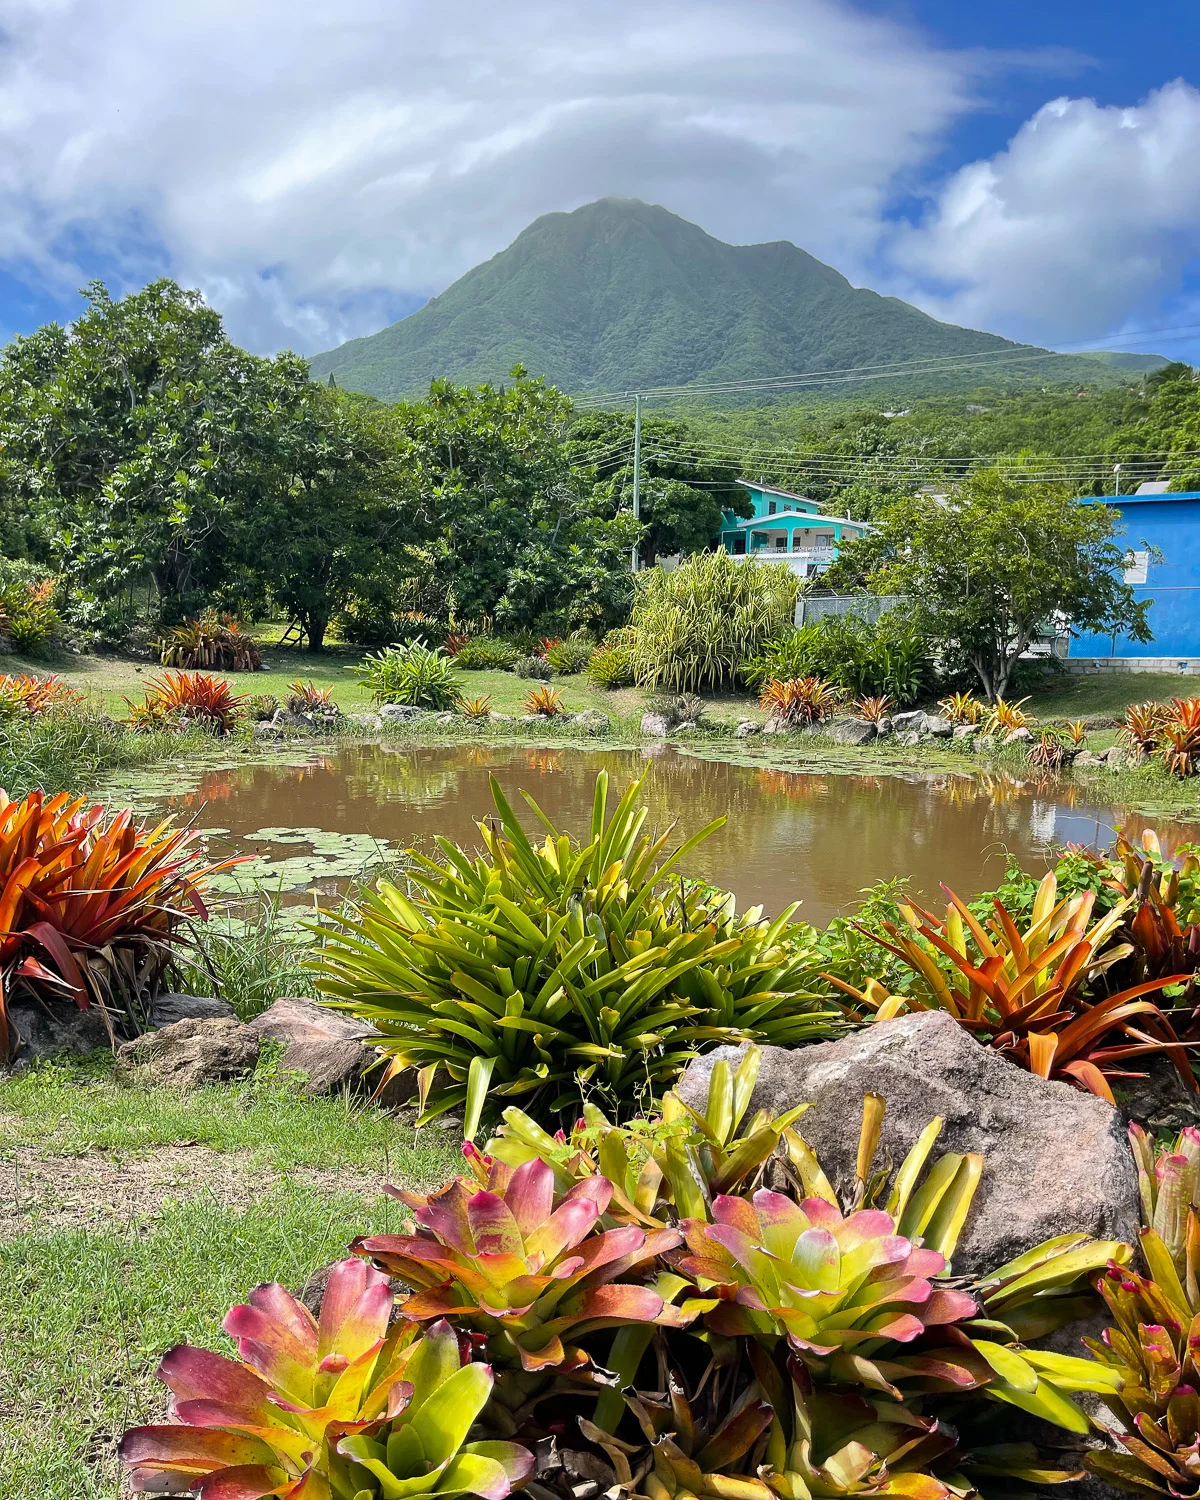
145 745 1200 926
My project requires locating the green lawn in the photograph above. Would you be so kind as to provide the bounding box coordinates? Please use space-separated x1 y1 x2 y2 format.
1023 672 1195 721
0 1057 459 1498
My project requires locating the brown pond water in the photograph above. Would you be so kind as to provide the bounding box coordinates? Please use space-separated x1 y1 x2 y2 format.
137 743 1200 925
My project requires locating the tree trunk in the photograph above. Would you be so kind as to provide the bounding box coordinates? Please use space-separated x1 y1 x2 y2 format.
304 614 328 652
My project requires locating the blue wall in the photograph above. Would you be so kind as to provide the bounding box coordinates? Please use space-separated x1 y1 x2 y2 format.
1070 493 1200 660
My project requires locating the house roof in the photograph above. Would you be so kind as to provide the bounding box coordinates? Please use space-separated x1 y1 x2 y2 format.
726 512 870 531
737 479 823 507
1083 492 1200 506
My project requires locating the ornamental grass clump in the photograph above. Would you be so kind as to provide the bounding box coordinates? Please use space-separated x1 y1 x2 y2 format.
586 644 634 689
0 788 241 1059
627 553 801 693
311 771 841 1130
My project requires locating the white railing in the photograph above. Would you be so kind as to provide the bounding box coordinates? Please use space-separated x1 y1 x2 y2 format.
731 548 836 563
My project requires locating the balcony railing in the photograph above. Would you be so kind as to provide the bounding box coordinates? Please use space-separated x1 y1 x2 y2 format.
729 547 836 563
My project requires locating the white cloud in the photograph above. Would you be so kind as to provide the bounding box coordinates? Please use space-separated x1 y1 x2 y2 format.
0 0 974 351
891 81 1200 345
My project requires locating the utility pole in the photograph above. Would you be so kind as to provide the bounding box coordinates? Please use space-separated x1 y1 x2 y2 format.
1113 462 1122 496
631 392 642 572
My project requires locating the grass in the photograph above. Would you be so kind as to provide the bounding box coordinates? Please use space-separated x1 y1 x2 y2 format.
0 1055 459 1498
1022 671 1197 720
177 895 319 1022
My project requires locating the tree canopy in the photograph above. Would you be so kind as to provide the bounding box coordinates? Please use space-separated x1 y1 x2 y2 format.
826 469 1151 700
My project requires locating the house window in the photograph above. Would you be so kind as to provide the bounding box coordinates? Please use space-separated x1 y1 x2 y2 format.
732 535 746 555
1124 549 1150 585
774 534 786 550
768 501 777 515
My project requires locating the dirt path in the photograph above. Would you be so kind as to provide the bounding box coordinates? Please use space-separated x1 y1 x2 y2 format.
0 1143 392 1236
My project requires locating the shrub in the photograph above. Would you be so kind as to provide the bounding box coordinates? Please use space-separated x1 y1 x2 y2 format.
1160 697 1200 777
460 695 493 721
159 610 262 671
350 641 462 709
544 638 593 675
245 693 281 722
746 613 933 705
1121 699 1169 752
829 872 1195 1101
0 789 240 1058
627 552 800 692
125 671 245 735
522 684 563 717
647 692 707 728
759 674 842 727
0 673 84 717
512 653 552 680
1027 726 1072 770
855 694 893 724
0 576 64 653
453 636 521 671
312 770 841 1126
586 644 634 689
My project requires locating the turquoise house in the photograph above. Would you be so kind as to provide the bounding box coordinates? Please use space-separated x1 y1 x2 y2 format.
715 481 871 579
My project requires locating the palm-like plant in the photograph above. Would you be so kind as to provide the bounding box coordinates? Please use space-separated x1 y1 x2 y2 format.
312 772 839 1129
1161 697 1200 777
1121 699 1169 753
522 685 563 717
351 641 463 709
938 691 984 726
0 672 84 717
983 696 1031 734
854 694 892 725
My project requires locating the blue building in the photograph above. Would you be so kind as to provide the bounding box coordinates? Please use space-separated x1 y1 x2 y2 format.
1069 489 1200 672
715 481 872 580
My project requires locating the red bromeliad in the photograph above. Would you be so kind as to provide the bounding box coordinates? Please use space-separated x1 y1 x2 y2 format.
355 1157 685 1378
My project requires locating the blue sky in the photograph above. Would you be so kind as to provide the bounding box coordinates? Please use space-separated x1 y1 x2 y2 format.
0 0 1197 365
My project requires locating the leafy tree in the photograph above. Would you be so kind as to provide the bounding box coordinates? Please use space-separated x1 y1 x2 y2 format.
393 371 637 631
569 411 748 565
828 469 1151 700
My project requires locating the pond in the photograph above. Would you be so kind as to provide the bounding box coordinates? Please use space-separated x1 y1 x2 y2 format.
116 743 1199 925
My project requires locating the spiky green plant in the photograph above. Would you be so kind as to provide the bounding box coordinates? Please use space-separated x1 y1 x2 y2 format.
627 553 801 693
311 772 840 1131
350 641 463 709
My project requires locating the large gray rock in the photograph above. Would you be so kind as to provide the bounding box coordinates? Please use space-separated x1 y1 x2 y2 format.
116 1016 260 1090
572 709 611 736
828 718 876 746
5 997 112 1069
921 715 953 738
735 720 760 739
246 997 416 1102
677 1011 1139 1274
378 703 423 723
640 712 670 738
148 993 236 1028
891 710 926 734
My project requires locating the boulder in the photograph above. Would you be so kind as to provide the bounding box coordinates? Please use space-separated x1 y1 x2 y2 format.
874 718 893 738
1073 751 1106 769
148 993 237 1028
735 720 760 739
572 709 611 736
640 712 671 738
827 718 876 746
348 712 383 731
378 703 423 723
253 720 286 741
891 710 926 734
5 996 113 1069
897 730 922 747
435 712 457 726
1003 726 1033 745
247 996 377 1097
674 720 699 734
676 1011 1139 1274
489 712 516 723
921 715 953 738
116 1017 260 1090
952 724 976 740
